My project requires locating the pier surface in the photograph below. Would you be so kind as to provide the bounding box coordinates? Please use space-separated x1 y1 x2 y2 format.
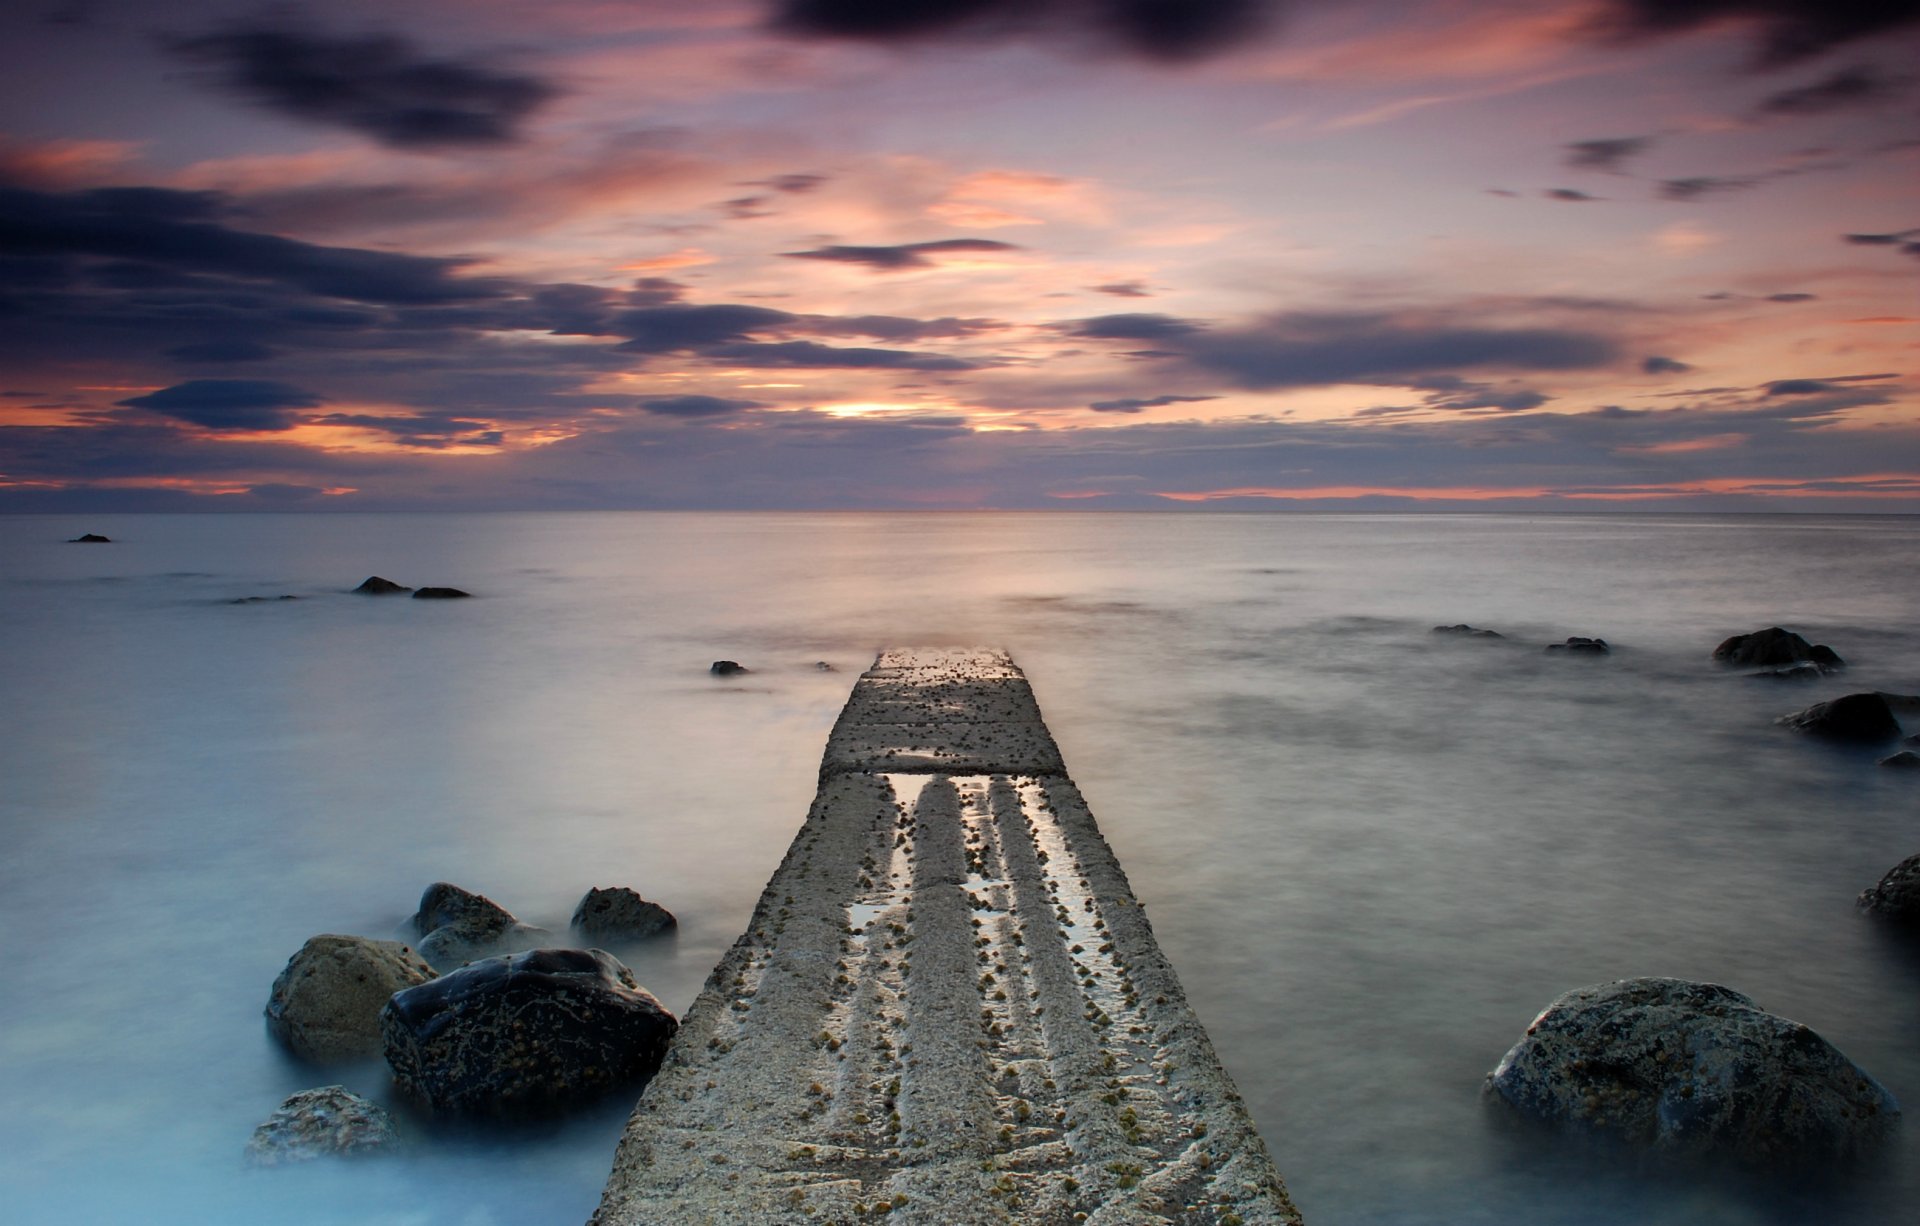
593 649 1300 1225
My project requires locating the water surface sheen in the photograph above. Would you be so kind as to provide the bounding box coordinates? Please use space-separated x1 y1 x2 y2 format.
1 512 1914 1224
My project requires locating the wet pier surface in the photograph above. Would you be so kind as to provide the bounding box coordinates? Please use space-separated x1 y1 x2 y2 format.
593 649 1301 1225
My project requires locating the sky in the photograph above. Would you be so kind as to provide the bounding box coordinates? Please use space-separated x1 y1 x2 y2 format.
1 0 1915 512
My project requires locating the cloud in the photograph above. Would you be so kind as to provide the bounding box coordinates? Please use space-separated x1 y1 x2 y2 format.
1087 394 1218 414
116 380 322 431
635 395 768 417
1757 64 1899 116
165 339 277 363
1090 280 1153 298
167 22 557 149
1068 313 1204 339
312 411 501 448
768 0 1282 63
780 238 1020 271
1412 378 1551 411
1565 136 1653 172
1544 188 1601 202
748 173 829 194
792 314 999 341
699 340 980 370
1842 228 1920 257
611 304 797 351
1765 378 1837 395
1643 356 1693 374
1585 0 1920 69
1765 292 1817 303
1660 175 1759 201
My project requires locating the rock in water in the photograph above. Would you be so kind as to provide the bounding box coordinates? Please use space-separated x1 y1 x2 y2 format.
1546 636 1609 655
408 882 549 971
1880 751 1920 769
266 935 436 1062
1713 626 1844 670
381 948 678 1116
709 660 748 676
68 533 111 543
245 1086 398 1166
1860 853 1920 922
353 576 412 595
1777 693 1903 744
412 586 470 599
572 887 677 941
1486 977 1898 1164
1432 623 1504 638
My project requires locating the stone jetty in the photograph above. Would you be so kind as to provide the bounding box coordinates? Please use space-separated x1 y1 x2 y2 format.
593 649 1300 1225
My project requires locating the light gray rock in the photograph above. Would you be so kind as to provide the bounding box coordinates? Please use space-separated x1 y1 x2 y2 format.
572 887 676 941
265 935 435 1062
1860 853 1920 922
408 882 549 971
245 1085 398 1166
1487 977 1898 1164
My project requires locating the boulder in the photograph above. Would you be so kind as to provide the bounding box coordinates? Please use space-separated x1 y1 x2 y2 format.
381 948 678 1116
245 1086 398 1166
353 576 412 595
68 533 111 543
1546 636 1609 655
1859 853 1920 922
266 935 436 1062
1433 624 1504 638
710 660 749 676
572 887 677 941
409 882 549 971
814 660 837 671
1486 977 1899 1165
412 587 471 599
1777 693 1903 744
1713 626 1844 671
1880 751 1920 768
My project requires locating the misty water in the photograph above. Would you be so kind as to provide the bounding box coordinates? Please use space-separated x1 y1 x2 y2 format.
1 511 1915 1225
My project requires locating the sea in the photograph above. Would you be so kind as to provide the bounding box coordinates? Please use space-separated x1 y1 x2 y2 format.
1 511 1915 1226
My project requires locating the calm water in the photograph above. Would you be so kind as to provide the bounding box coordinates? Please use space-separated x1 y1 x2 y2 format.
1 512 1915 1225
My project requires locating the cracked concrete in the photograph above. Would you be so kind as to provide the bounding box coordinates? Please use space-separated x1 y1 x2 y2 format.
592 649 1301 1225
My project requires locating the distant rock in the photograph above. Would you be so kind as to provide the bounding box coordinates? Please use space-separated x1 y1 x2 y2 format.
245 1086 399 1166
1486 977 1899 1164
814 660 837 671
1747 662 1825 682
230 595 300 604
1546 636 1609 655
1881 751 1920 769
352 576 412 595
412 587 471 599
409 882 549 971
68 533 111 543
710 660 749 676
572 887 676 941
381 948 678 1117
266 935 436 1062
1860 853 1920 922
1713 627 1844 672
1432 624 1504 639
1777 693 1903 744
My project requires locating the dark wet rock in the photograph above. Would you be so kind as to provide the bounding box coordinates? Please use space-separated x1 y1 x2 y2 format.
572 887 676 941
1546 636 1609 655
710 660 749 676
68 533 111 543
381 948 677 1117
1487 977 1899 1164
1880 751 1920 768
353 576 412 595
412 586 471 599
1432 624 1504 638
245 1085 399 1166
1860 853 1920 921
1748 662 1826 682
1777 693 1903 745
409 882 549 971
230 595 301 604
814 660 836 671
266 935 436 1062
1714 627 1844 671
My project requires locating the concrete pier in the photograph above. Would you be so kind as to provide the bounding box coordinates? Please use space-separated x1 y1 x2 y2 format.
592 649 1301 1225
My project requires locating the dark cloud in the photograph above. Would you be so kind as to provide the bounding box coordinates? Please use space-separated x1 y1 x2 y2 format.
769 0 1281 62
0 185 506 304
1643 356 1693 374
610 304 797 352
1586 0 1920 69
116 379 322 431
311 411 501 448
1765 292 1818 302
720 195 774 220
167 22 557 149
781 238 1020 271
1660 175 1759 201
1544 189 1602 202
1485 188 1522 198
1087 393 1218 413
1069 313 1203 339
1091 280 1153 298
793 314 998 341
634 395 768 418
748 173 828 194
1565 136 1654 172
1757 64 1899 115
1765 378 1838 395
1413 379 1551 411
165 339 277 363
698 340 979 370
1842 228 1920 257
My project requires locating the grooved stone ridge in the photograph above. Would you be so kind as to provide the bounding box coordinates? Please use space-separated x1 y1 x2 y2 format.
592 649 1301 1225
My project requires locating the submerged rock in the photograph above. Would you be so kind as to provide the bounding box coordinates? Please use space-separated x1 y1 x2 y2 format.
68 533 111 543
572 887 676 941
1546 636 1609 655
230 595 300 604
1713 627 1845 671
352 576 412 595
382 948 677 1117
409 882 549 971
412 586 470 599
1487 977 1899 1165
245 1086 398 1166
709 660 749 676
1777 693 1903 744
814 660 836 671
1433 624 1504 638
1860 853 1920 922
266 935 436 1062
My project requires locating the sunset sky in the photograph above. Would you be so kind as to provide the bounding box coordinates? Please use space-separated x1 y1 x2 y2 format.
2 0 1915 511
